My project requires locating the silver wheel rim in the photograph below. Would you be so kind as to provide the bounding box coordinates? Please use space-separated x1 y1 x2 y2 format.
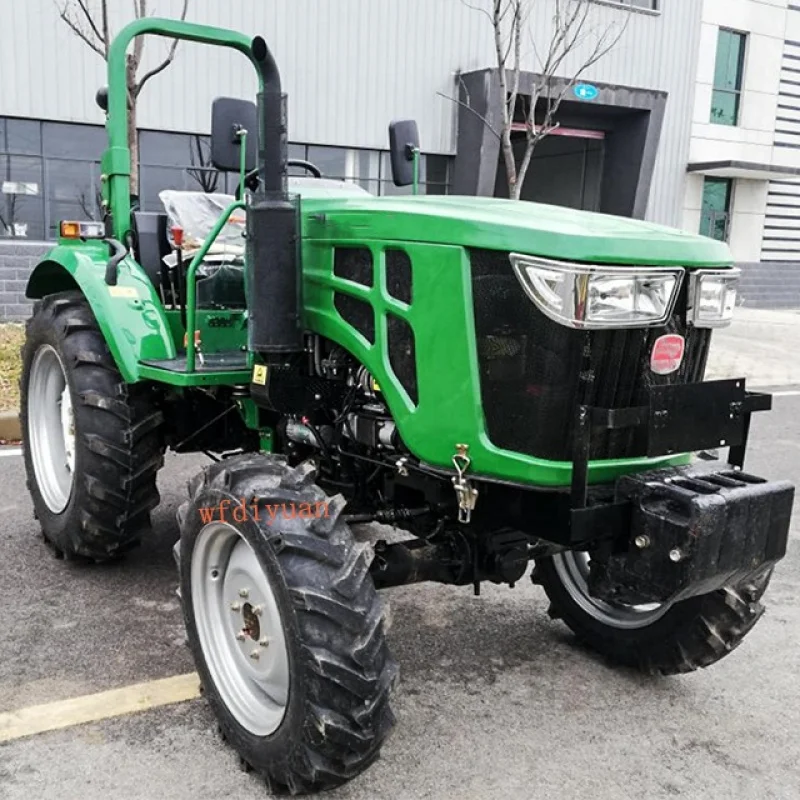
553 551 672 629
191 521 290 736
27 345 75 513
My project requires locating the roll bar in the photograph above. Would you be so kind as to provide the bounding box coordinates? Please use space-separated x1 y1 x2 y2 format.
101 18 286 241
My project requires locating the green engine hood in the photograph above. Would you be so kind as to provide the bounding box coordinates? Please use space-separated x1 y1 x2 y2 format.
301 194 733 268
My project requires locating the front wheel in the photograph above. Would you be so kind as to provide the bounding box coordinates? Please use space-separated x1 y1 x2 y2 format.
21 292 164 560
535 551 772 675
178 454 397 794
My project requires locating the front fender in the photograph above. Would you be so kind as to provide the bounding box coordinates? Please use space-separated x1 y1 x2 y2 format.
26 244 176 382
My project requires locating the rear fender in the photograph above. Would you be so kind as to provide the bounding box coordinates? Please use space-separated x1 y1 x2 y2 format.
25 244 176 382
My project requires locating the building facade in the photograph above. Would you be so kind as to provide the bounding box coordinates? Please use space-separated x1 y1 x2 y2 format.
1 0 710 319
684 0 800 306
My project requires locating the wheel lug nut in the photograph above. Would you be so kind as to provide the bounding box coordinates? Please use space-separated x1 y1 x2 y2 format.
259 637 270 648
239 588 249 598
249 650 260 661
669 548 684 563
236 631 245 641
230 602 241 612
634 535 650 549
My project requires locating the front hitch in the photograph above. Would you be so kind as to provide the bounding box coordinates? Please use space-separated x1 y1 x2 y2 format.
588 464 794 605
566 378 794 605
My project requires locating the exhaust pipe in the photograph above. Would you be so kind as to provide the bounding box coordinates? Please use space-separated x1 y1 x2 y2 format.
250 36 287 199
246 36 303 355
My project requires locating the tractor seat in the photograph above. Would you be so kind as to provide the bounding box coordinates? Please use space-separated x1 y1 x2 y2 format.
131 211 170 289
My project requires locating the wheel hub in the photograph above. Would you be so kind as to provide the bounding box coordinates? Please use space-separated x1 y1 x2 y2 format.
60 385 76 473
27 345 75 513
191 521 289 736
552 550 672 630
240 602 261 641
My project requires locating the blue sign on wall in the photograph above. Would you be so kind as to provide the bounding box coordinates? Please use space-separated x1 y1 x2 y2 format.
574 83 599 101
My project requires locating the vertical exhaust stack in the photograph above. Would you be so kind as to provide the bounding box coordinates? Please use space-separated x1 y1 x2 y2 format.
247 36 303 356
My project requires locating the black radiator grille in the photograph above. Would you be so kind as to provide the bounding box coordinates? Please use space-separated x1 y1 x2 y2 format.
470 249 712 462
387 313 418 405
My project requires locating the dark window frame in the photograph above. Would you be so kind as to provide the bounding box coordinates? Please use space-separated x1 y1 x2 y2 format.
590 0 659 11
0 115 454 240
699 177 734 242
711 29 747 127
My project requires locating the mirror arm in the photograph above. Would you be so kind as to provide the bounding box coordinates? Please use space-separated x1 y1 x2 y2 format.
236 128 248 199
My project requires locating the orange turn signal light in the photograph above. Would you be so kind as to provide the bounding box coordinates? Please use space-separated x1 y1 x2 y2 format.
59 220 105 239
60 221 80 238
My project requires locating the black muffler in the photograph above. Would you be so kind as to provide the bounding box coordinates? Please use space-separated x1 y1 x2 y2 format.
246 36 303 355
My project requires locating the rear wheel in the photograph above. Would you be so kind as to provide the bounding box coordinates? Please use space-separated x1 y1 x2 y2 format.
178 454 397 794
536 550 772 675
21 291 164 560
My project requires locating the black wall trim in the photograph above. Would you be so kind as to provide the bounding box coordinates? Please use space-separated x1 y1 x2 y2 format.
452 68 666 219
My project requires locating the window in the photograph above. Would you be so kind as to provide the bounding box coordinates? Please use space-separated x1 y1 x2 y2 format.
1 155 45 239
700 178 733 241
46 159 99 237
591 0 659 9
0 115 454 239
711 30 746 126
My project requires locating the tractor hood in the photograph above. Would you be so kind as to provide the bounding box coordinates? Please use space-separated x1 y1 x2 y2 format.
300 193 733 268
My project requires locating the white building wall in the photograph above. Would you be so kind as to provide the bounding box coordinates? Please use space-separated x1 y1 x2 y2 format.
684 0 800 264
0 0 702 226
762 8 800 263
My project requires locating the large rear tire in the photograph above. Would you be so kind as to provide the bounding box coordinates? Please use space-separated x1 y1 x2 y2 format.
535 551 772 675
178 454 397 794
21 291 164 561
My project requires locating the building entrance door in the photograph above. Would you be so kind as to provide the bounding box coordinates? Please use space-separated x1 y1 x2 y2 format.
493 128 606 211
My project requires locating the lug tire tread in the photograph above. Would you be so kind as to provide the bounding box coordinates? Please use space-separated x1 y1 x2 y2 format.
180 454 396 795
537 556 772 676
21 291 164 561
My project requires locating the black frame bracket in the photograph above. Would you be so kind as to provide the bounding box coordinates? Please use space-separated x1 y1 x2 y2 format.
571 379 772 511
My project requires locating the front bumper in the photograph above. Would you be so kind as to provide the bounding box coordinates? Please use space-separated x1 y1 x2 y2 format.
587 464 794 605
565 377 794 605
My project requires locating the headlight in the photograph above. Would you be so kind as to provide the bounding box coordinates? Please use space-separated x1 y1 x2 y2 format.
508 253 683 330
688 269 739 328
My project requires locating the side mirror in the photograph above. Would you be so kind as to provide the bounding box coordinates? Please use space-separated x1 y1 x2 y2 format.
388 120 420 187
211 97 258 172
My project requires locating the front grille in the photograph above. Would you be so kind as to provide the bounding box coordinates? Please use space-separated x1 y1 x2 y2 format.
470 249 712 462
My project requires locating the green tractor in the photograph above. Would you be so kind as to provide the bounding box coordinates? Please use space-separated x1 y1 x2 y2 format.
20 18 794 794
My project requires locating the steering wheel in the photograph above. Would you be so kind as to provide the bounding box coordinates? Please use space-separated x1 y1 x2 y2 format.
287 159 322 178
237 159 322 199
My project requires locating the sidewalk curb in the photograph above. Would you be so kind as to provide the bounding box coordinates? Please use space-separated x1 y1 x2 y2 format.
0 410 21 442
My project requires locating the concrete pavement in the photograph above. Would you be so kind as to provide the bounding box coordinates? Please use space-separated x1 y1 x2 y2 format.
0 394 800 798
707 307 800 388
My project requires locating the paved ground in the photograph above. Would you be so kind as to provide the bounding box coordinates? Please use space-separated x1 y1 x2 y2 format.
1 388 800 799
707 307 800 387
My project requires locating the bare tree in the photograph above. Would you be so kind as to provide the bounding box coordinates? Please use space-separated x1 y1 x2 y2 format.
445 0 628 200
57 0 190 196
76 186 104 220
0 194 19 238
186 135 220 193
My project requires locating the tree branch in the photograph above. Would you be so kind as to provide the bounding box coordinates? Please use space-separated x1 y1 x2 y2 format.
57 2 105 58
436 91 501 140
459 0 495 26
462 0 628 199
134 0 188 96
74 0 104 44
515 0 629 198
100 0 110 56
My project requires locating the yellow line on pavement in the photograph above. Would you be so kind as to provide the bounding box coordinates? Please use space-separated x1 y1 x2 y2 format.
0 672 202 743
